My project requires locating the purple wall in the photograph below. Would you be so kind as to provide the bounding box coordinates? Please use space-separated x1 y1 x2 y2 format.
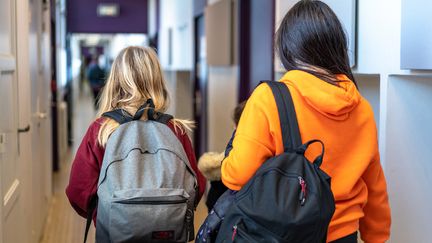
67 0 148 33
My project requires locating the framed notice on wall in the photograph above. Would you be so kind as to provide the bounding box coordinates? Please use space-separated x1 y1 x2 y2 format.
401 0 432 70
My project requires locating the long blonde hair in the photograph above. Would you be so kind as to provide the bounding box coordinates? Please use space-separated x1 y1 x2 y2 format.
97 46 192 147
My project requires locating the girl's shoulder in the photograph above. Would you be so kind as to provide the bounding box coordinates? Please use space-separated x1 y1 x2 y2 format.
166 119 193 143
166 120 186 136
89 117 105 134
83 117 106 147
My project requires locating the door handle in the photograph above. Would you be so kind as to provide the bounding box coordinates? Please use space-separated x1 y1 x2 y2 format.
18 125 31 133
38 112 48 119
33 112 48 119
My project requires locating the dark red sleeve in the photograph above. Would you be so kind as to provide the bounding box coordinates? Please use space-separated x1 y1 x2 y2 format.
65 119 105 219
168 123 206 204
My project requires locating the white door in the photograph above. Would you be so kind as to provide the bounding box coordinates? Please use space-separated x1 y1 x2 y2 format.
39 0 53 208
29 0 52 241
0 0 25 242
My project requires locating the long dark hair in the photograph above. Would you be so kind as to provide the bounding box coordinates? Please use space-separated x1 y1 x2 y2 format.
275 0 357 87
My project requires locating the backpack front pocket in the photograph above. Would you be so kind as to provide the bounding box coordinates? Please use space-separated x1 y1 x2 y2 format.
231 221 258 243
109 188 190 243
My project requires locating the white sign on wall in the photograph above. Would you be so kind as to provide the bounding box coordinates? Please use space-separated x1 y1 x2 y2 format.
97 4 120 17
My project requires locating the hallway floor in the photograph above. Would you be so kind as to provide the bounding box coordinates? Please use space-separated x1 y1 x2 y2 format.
39 86 208 242
40 88 97 243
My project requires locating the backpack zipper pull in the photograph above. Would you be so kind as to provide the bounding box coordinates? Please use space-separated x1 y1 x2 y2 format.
298 176 306 206
232 225 238 241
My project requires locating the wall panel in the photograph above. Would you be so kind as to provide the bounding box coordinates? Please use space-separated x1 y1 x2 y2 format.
386 75 432 243
401 0 432 69
0 0 11 54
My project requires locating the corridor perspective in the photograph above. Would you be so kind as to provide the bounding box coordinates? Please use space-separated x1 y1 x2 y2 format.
1 0 431 242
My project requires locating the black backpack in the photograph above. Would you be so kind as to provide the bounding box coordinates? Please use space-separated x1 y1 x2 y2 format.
215 81 335 243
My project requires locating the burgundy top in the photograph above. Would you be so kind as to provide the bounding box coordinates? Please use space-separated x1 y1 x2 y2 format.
66 118 206 222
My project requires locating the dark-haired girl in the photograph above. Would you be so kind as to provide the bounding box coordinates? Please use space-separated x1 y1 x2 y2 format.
221 1 391 242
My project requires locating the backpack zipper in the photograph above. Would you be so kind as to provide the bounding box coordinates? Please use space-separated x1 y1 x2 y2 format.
116 197 187 205
298 176 307 206
232 225 237 241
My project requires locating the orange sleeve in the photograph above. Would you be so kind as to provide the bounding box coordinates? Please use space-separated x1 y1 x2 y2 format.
221 85 278 190
359 152 391 243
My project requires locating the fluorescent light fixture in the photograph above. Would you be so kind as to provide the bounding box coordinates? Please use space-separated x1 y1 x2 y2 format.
97 4 120 17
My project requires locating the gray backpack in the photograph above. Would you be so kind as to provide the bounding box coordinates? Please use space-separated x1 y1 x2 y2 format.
84 100 198 243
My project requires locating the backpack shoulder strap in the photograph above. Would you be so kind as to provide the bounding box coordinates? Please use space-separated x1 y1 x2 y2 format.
101 98 176 126
155 113 174 124
83 196 98 243
145 99 174 125
101 99 170 125
260 81 302 151
102 109 133 124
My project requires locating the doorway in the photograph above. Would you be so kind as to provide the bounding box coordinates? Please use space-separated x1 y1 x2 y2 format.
193 14 209 157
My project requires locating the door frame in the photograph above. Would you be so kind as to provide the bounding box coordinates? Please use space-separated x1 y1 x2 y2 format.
237 0 275 101
15 0 33 241
193 0 208 157
193 13 209 158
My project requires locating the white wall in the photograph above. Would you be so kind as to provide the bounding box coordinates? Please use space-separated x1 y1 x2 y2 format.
386 75 432 243
205 0 239 152
56 0 67 92
158 0 193 70
70 36 82 82
207 67 238 151
354 74 380 128
108 34 148 58
157 0 195 123
354 0 403 159
355 1 402 74
148 0 157 37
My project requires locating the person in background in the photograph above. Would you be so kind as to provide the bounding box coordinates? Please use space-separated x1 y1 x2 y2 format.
221 1 391 243
66 46 206 228
79 56 91 93
86 55 106 108
198 101 246 213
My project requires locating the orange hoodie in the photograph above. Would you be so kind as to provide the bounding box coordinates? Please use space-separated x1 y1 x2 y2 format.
221 70 391 243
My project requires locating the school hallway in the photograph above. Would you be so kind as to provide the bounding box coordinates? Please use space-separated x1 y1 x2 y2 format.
1 0 432 242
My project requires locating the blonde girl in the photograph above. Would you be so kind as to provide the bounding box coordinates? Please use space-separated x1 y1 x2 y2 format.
66 46 206 226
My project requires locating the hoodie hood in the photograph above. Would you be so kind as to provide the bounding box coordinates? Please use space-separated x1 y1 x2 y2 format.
281 70 361 121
